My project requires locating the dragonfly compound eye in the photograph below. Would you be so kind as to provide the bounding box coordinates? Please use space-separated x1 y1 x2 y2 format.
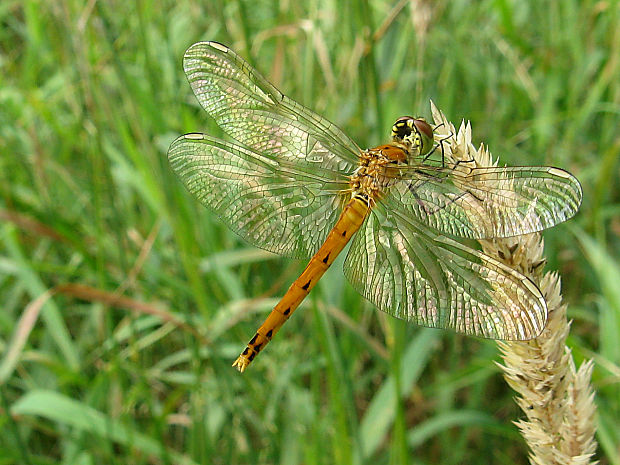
391 116 414 142
412 119 434 156
391 117 434 156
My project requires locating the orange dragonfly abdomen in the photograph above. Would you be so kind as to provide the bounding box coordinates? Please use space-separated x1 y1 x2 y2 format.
232 195 370 372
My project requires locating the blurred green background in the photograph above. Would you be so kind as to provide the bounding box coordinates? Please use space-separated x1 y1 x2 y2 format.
1 0 618 464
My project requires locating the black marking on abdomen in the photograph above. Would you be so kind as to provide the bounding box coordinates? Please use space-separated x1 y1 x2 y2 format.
249 334 257 345
283 308 291 315
254 343 262 352
302 280 311 290
322 253 330 264
266 329 273 338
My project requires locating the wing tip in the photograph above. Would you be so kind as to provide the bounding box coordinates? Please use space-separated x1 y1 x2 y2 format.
548 166 584 208
205 41 229 52
167 133 206 164
185 40 229 57
183 133 206 141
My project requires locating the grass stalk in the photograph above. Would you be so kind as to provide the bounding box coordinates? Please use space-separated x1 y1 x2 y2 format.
430 103 598 464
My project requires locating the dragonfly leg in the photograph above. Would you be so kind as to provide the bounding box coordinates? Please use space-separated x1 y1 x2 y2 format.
406 181 433 216
406 179 474 216
421 130 478 171
421 131 453 166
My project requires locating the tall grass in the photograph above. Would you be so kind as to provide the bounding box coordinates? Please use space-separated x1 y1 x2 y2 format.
1 0 618 463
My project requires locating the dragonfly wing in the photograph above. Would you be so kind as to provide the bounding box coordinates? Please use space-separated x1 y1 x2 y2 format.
343 204 547 340
388 165 582 239
183 41 360 174
169 134 349 259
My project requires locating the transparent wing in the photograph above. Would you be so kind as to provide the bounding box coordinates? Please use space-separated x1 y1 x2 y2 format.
343 204 547 340
387 164 582 239
183 41 360 173
168 134 349 259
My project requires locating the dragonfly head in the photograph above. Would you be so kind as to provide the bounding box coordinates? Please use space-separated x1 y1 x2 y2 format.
391 117 434 157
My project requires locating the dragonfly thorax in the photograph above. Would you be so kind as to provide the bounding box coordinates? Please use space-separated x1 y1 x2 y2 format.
349 144 408 203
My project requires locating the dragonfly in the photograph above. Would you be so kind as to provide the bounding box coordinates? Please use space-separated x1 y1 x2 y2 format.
168 41 582 372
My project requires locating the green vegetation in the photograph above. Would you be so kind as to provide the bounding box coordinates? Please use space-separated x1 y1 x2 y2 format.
1 0 618 463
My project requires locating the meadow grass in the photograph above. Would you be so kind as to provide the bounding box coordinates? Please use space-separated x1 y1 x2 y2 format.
1 0 618 463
